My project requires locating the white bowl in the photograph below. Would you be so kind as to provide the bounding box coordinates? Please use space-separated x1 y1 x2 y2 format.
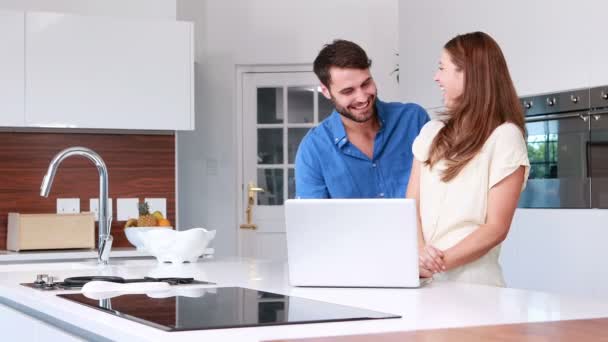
140 228 216 263
124 227 173 250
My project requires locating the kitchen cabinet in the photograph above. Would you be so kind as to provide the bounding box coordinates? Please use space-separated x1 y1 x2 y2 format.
0 11 25 127
501 208 608 299
25 12 194 130
399 1 593 108
0 303 83 341
588 9 608 88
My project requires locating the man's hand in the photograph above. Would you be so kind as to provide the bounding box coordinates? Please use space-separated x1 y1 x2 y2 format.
419 245 446 274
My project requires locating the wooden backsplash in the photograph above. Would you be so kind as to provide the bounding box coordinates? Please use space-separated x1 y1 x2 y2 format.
0 132 175 250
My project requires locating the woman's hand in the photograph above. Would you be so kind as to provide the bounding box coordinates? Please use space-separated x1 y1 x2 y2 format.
419 245 446 274
419 265 434 278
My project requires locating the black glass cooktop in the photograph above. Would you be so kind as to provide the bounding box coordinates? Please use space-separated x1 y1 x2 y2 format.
58 287 400 331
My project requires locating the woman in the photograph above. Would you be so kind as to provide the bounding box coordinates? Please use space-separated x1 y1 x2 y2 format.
406 31 530 286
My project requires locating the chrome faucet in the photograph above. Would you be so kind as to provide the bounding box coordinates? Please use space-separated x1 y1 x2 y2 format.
40 147 113 265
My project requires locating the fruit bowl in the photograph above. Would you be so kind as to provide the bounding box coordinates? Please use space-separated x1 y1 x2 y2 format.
140 228 216 263
125 227 173 250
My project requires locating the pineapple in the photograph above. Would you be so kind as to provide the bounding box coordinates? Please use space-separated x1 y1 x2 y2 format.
137 202 158 227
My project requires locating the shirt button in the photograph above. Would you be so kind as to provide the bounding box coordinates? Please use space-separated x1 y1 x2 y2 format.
372 163 377 168
379 193 385 197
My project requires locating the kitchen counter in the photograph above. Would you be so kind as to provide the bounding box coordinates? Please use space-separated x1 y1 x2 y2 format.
1 257 608 341
0 247 214 263
0 247 153 263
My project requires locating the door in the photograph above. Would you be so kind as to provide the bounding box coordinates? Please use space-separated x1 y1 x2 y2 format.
238 71 334 260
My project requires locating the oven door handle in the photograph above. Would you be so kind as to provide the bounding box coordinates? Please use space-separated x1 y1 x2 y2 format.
590 110 608 121
525 112 588 123
586 141 591 179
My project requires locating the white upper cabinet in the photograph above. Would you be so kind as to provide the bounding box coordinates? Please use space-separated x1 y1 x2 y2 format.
588 9 608 88
0 11 25 127
25 12 194 130
399 1 593 109
495 1 591 97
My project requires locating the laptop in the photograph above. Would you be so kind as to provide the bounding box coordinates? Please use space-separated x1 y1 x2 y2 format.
284 198 421 288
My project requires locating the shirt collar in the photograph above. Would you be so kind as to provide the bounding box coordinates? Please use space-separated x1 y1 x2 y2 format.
376 100 387 131
328 99 386 148
328 110 348 148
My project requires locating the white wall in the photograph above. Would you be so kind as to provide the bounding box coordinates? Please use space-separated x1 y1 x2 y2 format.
0 0 176 19
176 0 399 257
399 0 608 298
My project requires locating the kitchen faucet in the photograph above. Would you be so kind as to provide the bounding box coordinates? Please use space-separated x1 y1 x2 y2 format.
40 147 113 265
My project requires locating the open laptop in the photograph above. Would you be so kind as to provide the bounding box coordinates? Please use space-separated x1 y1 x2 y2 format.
284 198 421 288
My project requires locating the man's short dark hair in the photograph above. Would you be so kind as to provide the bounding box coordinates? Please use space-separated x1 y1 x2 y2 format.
313 39 372 89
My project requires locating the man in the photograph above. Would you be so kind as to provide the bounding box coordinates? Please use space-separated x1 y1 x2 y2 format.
295 39 429 198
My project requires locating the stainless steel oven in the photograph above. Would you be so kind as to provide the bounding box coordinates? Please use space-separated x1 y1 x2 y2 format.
589 86 608 208
519 88 590 208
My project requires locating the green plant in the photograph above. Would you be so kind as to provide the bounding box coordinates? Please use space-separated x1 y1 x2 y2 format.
391 52 399 83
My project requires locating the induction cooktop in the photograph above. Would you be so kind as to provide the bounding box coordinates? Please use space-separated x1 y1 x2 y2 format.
57 287 400 331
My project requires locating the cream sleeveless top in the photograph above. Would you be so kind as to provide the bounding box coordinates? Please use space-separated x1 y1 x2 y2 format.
412 120 530 287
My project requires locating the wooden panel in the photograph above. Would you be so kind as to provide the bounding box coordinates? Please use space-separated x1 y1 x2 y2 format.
268 317 608 342
8 213 94 251
0 132 175 250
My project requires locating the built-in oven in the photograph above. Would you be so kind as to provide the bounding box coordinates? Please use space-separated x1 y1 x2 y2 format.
589 86 608 208
519 88 590 208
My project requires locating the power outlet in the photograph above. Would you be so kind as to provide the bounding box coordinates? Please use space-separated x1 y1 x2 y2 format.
144 198 167 218
57 198 80 214
117 198 139 221
89 198 113 221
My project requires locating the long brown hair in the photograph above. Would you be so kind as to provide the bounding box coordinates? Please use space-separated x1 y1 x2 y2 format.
426 31 525 182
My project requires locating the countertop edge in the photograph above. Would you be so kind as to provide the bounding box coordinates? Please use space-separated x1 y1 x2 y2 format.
0 247 214 262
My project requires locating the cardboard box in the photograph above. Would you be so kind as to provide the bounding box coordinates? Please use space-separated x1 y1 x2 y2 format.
7 212 95 251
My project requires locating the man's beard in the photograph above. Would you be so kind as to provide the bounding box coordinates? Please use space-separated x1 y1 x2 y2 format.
332 95 377 123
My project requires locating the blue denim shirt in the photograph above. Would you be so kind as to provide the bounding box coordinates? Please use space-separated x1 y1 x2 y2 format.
295 100 430 198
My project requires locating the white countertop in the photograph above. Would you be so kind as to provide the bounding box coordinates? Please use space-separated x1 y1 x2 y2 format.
0 247 214 263
1 257 607 341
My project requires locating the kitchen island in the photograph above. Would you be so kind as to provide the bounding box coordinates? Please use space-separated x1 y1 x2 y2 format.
1 257 607 341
